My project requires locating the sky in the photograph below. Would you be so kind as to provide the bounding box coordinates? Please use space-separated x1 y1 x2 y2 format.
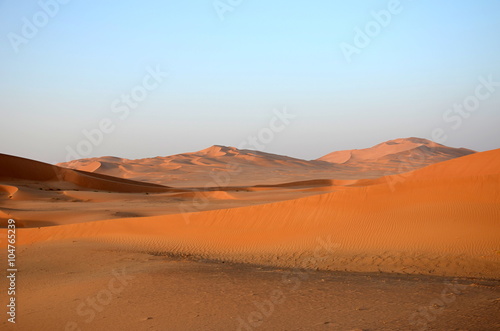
0 0 499 164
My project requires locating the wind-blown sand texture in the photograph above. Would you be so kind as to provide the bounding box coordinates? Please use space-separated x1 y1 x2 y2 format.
1 139 499 330
2 147 498 279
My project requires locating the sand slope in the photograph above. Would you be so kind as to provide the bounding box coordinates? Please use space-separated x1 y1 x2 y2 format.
15 149 500 278
0 153 171 193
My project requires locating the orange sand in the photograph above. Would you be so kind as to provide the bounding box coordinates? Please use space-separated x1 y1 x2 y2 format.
2 149 498 278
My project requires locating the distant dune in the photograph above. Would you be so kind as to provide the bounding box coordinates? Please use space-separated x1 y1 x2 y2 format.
318 137 475 169
57 138 475 187
58 145 341 186
14 148 500 278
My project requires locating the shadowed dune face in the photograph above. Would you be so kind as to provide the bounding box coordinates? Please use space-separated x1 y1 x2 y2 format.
7 148 500 278
0 153 172 193
56 138 476 187
0 218 58 228
0 184 18 197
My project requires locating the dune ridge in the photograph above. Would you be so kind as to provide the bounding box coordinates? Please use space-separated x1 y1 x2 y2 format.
57 138 475 187
0 153 172 193
318 137 475 166
15 149 500 278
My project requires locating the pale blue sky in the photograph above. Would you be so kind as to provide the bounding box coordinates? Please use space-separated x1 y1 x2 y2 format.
1 0 499 163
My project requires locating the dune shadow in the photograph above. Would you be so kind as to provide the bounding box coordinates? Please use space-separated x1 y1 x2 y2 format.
0 219 59 228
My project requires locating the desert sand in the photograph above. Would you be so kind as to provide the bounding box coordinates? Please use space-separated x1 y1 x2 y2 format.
0 138 499 330
57 138 476 187
3 240 499 331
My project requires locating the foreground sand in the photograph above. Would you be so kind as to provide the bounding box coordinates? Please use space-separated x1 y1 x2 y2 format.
1 241 499 331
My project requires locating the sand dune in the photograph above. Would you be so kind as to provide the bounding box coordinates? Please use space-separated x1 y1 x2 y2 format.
397 147 500 180
0 153 172 193
13 149 500 278
57 138 474 187
318 137 475 168
171 190 237 200
58 145 339 187
2 142 500 331
0 154 182 227
0 184 18 197
0 170 330 228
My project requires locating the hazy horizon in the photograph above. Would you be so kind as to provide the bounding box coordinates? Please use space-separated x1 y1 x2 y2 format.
1 1 499 164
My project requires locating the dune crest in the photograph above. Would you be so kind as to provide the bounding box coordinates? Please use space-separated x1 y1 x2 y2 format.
318 137 475 165
0 153 172 193
15 149 500 278
56 138 475 187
